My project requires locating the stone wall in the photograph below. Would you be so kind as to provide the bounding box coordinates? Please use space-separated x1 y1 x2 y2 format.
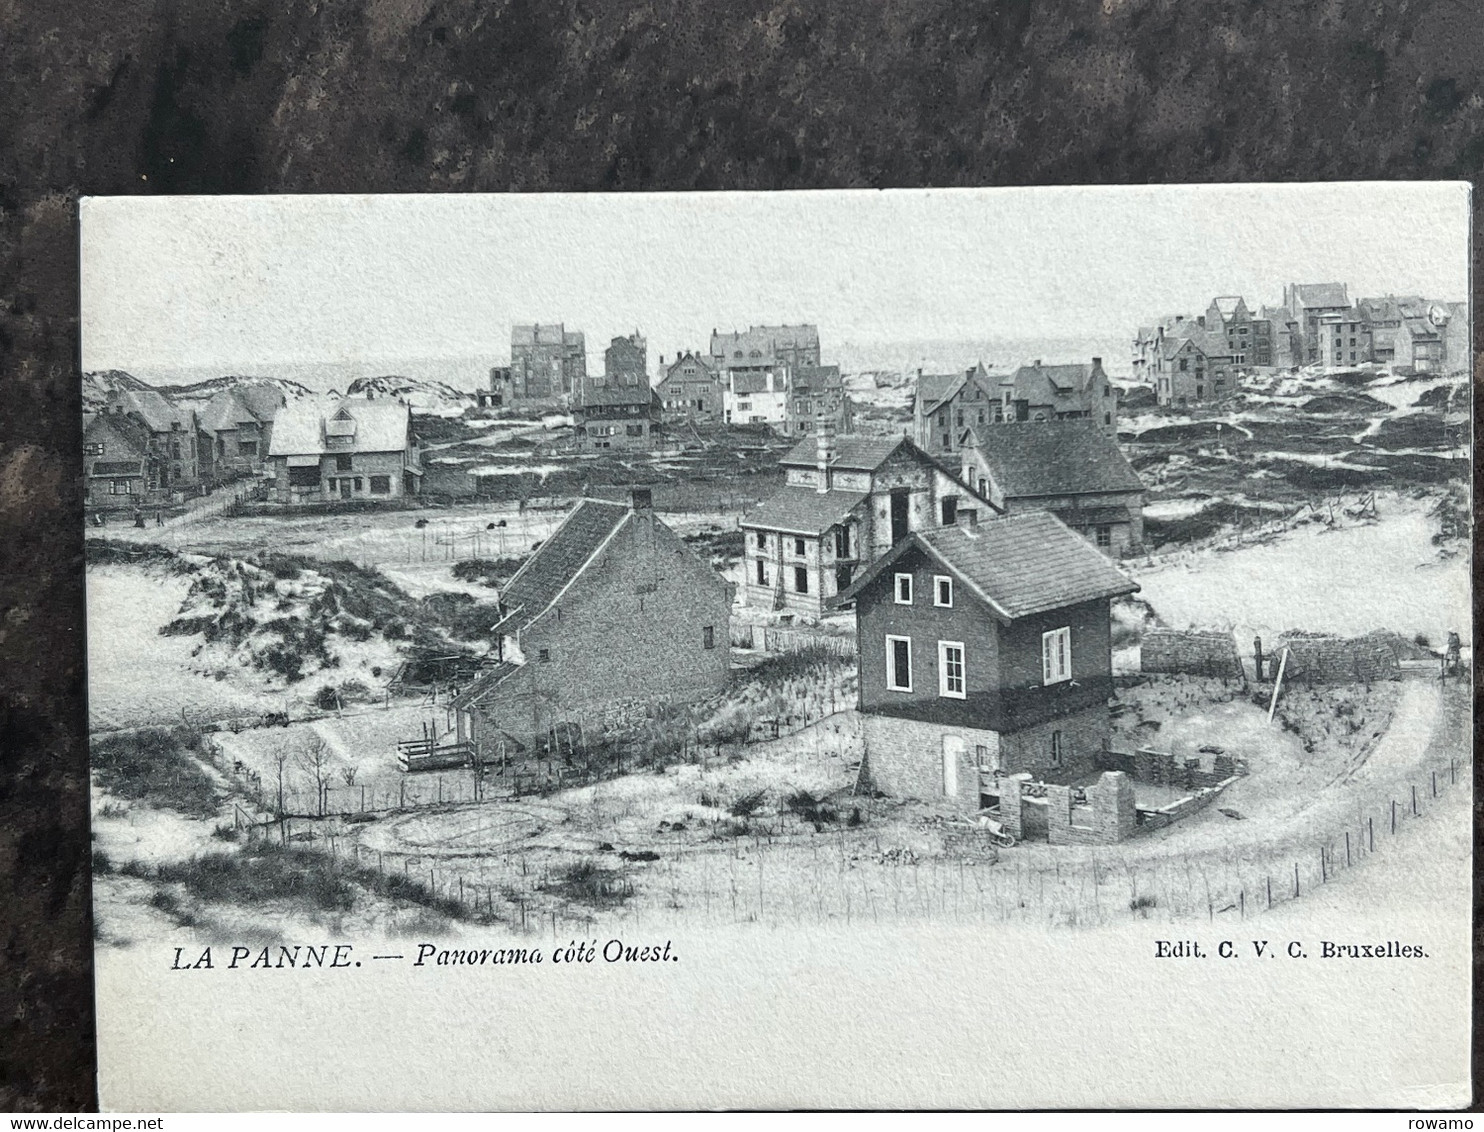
1273 635 1401 684
1045 771 1137 844
860 714 998 812
1141 629 1244 680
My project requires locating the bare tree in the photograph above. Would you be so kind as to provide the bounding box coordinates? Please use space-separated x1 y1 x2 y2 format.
297 737 334 817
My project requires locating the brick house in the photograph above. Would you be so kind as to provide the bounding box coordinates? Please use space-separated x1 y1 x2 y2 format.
1358 296 1458 373
573 384 661 451
602 332 648 387
709 324 820 374
1150 331 1241 406
1204 296 1273 367
783 365 854 438
956 420 1145 556
832 511 1140 811
103 387 203 489
1282 282 1352 364
1315 310 1373 368
198 383 285 476
655 352 724 426
450 490 732 752
83 410 153 507
510 323 587 401
740 432 997 619
998 358 1117 437
912 363 998 456
266 396 422 503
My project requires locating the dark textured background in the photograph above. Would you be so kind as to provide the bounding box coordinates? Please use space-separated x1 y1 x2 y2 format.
1 0 1481 1111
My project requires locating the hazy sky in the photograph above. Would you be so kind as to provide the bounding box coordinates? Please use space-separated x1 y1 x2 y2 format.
81 184 1470 371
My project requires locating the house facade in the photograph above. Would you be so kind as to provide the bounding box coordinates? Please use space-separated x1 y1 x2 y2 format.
957 420 1146 556
723 367 789 426
198 383 285 476
83 411 153 506
912 363 999 456
740 433 997 619
1282 282 1352 365
266 396 422 503
833 513 1139 811
451 492 731 752
709 324 820 374
656 352 724 426
102 387 203 489
1358 296 1460 373
1204 296 1273 367
510 323 587 401
783 365 854 438
573 385 661 451
1315 310 1372 368
1150 332 1241 406
998 359 1117 437
602 333 648 387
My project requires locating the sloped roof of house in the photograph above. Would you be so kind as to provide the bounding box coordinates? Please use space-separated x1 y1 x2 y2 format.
1003 361 1101 403
1258 304 1294 324
969 421 1144 499
792 364 842 392
710 324 818 366
578 383 657 409
87 408 153 454
780 434 907 471
200 384 286 433
660 353 717 383
1210 295 1245 319
448 661 525 710
835 511 1139 621
492 499 632 636
1290 283 1350 309
112 388 192 433
916 372 966 413
740 486 868 536
267 397 411 457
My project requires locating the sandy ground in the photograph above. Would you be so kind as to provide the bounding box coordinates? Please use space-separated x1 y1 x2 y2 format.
1132 492 1468 643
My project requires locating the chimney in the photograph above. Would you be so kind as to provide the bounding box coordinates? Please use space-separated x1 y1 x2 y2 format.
1092 356 1102 368
815 412 836 494
917 367 923 380
630 487 653 511
1034 359 1042 367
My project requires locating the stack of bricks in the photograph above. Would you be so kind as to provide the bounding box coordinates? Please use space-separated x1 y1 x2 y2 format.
1141 629 1244 680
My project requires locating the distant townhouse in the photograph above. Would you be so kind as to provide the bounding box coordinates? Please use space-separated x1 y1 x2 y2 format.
832 512 1140 810
655 352 724 426
102 387 203 489
1204 296 1273 367
573 384 661 451
1282 283 1352 365
709 324 820 374
480 366 513 408
912 363 999 456
956 421 1145 556
510 324 587 401
723 367 790 426
1149 328 1241 406
83 410 153 507
198 383 285 475
998 358 1117 437
1358 296 1460 373
740 432 997 619
784 364 854 438
600 332 648 388
1257 305 1302 369
266 396 422 503
450 491 731 753
1315 309 1372 368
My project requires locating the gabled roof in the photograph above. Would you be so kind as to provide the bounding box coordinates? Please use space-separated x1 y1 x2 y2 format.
916 372 966 413
780 434 907 471
266 397 411 457
1003 361 1102 403
200 384 286 433
792 364 842 392
449 661 525 710
740 486 868 536
968 421 1144 499
110 388 192 433
86 408 153 454
1210 295 1246 319
661 354 717 383
493 500 632 636
834 511 1139 622
512 324 569 347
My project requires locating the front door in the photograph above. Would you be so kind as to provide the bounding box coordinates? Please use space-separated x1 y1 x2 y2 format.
941 735 965 799
339 479 353 500
890 490 910 544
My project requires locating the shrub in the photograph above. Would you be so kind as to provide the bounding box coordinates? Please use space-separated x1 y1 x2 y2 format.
92 848 113 874
729 790 767 819
90 727 220 818
539 859 633 906
314 685 341 710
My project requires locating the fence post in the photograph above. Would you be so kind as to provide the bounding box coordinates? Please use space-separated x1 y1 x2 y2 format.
1391 799 1396 834
1345 831 1351 867
1431 771 1437 798
1412 785 1418 816
1368 816 1374 852
1320 846 1326 883
1266 875 1272 907
1293 862 1300 899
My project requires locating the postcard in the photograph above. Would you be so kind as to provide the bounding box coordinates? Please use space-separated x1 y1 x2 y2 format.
82 185 1472 1110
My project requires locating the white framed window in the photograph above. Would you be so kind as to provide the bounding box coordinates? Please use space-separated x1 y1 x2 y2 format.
933 575 953 607
894 573 913 605
937 640 966 699
1042 627 1072 685
885 635 912 692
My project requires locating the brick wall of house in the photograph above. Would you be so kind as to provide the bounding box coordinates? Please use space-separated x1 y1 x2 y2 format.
995 702 1109 783
861 713 997 811
273 449 413 503
474 510 731 743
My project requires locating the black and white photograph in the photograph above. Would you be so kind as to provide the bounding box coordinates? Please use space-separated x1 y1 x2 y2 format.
80 185 1472 1110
